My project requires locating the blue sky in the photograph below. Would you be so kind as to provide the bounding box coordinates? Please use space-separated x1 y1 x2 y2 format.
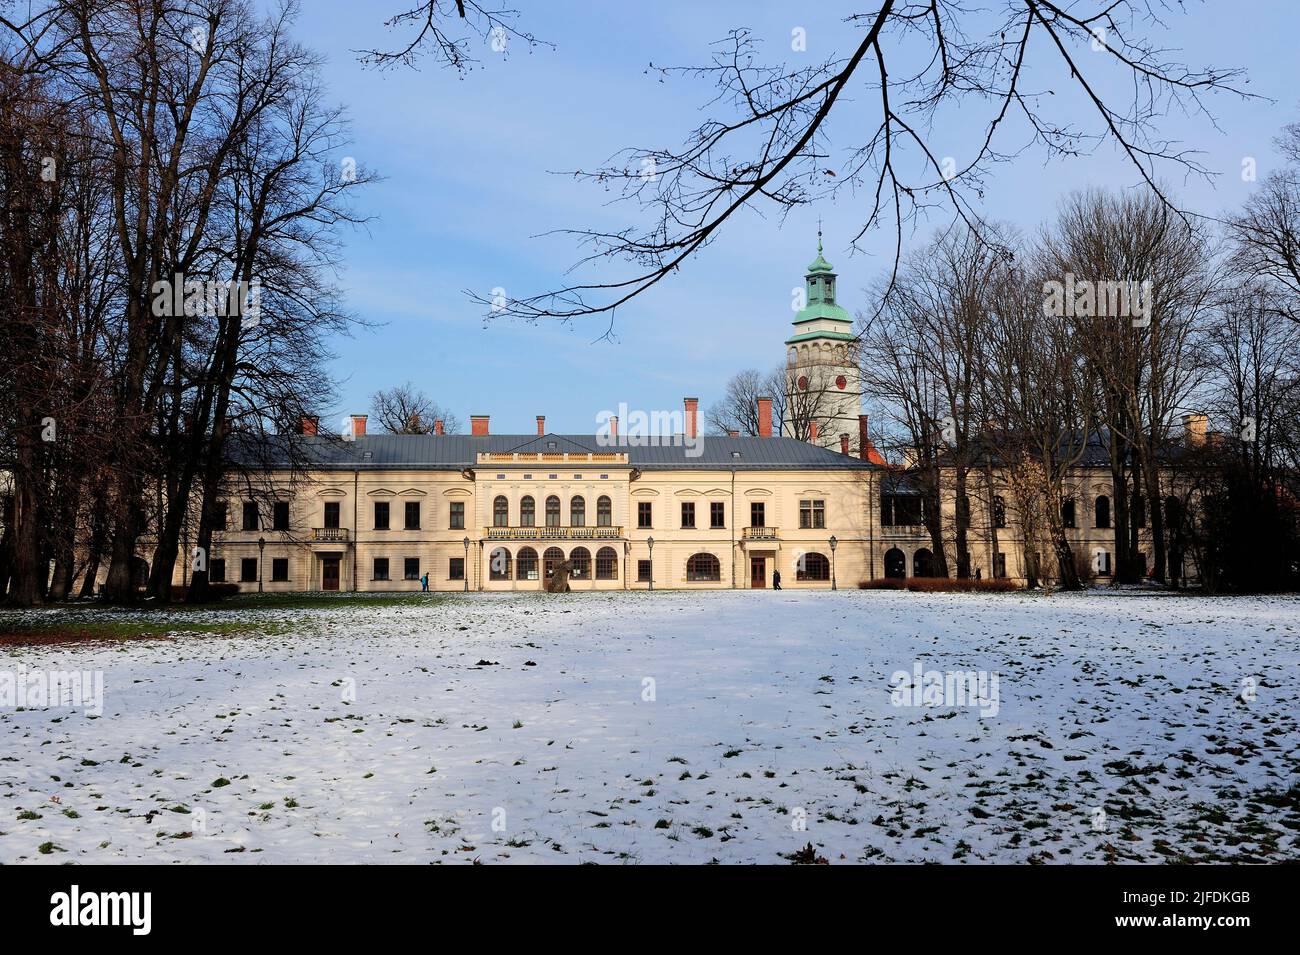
289 0 1300 435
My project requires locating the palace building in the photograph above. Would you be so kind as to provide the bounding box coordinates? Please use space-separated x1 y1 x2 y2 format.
186 241 1184 593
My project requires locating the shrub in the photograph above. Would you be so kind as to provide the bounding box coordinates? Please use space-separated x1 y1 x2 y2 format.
858 577 1019 593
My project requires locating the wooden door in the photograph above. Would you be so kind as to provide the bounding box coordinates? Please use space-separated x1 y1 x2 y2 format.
322 558 340 591
750 556 766 588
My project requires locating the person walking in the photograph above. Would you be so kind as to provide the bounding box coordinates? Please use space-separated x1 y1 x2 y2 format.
420 571 429 592
772 570 782 590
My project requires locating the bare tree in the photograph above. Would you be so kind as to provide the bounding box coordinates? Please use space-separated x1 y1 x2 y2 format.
445 2 1252 328
1228 121 1300 324
370 382 462 434
1042 188 1212 582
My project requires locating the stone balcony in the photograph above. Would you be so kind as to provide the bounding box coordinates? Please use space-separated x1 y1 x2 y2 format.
484 525 623 541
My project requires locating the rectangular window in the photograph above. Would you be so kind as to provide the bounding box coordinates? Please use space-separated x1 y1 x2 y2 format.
750 502 765 527
404 557 420 580
374 501 390 530
710 502 725 529
210 558 226 583
405 501 420 530
449 557 465 581
373 557 390 581
637 502 652 529
242 501 259 531
993 553 1007 579
681 502 695 528
993 496 1007 529
449 501 464 530
324 501 340 529
272 557 289 582
799 499 825 530
273 501 289 531
240 557 257 582
637 559 652 582
1062 500 1076 529
213 502 228 531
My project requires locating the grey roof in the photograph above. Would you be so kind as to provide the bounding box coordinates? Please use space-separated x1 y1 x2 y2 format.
230 432 879 472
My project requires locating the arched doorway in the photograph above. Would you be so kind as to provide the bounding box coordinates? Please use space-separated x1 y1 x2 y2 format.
884 548 906 579
543 546 565 581
913 548 934 578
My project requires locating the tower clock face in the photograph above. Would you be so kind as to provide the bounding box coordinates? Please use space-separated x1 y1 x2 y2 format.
835 375 847 390
797 375 808 391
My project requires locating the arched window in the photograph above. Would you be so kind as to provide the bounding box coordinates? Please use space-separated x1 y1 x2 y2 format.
797 552 830 581
516 547 539 581
597 496 612 527
686 552 721 581
884 548 906 579
545 495 561 527
493 495 509 527
1095 495 1111 529
543 546 565 580
596 546 618 579
570 495 586 527
520 495 535 527
913 548 935 578
489 547 512 580
1061 499 1076 528
570 546 591 579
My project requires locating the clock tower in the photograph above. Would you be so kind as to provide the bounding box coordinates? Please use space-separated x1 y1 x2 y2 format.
783 233 862 448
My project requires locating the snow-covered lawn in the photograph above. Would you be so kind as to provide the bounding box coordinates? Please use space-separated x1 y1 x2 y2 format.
2 590 1297 864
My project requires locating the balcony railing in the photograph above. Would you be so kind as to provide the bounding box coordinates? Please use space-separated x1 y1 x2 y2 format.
485 525 623 541
312 527 350 542
743 526 780 540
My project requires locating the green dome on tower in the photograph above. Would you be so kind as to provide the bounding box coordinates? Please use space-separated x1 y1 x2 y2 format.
791 231 852 328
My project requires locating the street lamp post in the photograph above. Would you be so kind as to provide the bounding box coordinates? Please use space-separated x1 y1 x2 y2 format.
257 536 266 593
829 535 838 591
462 537 470 592
647 537 655 591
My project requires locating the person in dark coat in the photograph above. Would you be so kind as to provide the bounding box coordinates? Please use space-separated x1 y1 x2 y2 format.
772 570 782 590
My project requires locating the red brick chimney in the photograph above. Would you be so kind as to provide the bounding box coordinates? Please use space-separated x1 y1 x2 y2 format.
757 397 773 438
840 433 850 455
809 421 819 442
536 415 545 436
408 412 421 432
728 429 739 438
858 415 870 461
350 414 367 437
684 397 698 440
471 415 490 436
301 415 318 436
434 419 444 436
610 415 618 439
